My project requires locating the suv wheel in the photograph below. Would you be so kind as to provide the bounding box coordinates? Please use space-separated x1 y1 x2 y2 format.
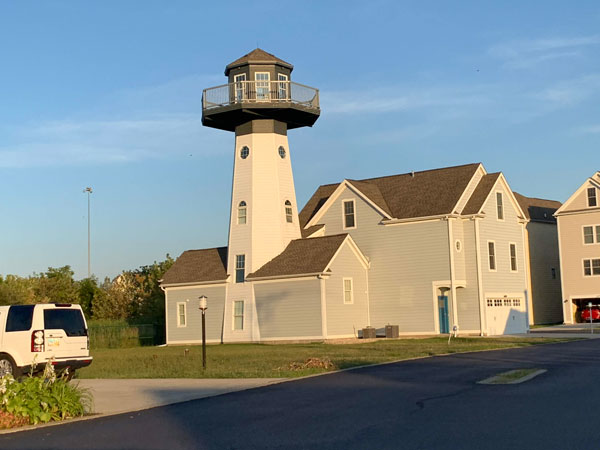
0 356 18 378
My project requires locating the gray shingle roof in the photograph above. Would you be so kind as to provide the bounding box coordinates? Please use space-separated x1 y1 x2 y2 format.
462 173 501 215
161 247 228 285
225 48 293 75
513 192 561 224
300 163 481 227
247 234 348 279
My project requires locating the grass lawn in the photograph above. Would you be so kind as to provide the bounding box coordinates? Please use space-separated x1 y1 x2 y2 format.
77 337 570 379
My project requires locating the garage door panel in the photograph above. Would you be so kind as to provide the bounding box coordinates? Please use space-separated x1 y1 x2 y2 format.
486 297 527 335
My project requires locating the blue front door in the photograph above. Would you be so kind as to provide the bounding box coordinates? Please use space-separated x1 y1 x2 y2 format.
438 295 449 333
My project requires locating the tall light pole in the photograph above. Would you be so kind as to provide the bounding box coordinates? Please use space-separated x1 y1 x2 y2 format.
83 187 93 278
199 295 208 369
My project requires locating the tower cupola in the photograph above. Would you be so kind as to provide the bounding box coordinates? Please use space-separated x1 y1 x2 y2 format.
202 48 320 131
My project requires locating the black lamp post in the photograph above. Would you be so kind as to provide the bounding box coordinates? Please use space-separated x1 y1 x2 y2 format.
199 295 208 369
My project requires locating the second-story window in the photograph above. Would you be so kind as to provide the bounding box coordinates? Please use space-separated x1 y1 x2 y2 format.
496 192 504 220
509 243 518 272
343 200 356 229
285 200 293 223
488 241 496 271
238 201 247 225
235 255 245 283
588 187 598 207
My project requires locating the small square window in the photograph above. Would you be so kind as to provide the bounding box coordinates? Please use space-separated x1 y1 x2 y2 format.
514 299 521 307
487 299 493 307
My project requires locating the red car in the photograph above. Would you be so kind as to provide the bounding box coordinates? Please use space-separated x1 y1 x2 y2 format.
581 306 600 322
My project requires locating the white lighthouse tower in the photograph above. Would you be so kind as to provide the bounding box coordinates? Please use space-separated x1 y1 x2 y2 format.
202 49 320 341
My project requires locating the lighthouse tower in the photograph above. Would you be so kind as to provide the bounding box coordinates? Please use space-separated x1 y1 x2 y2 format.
202 49 320 341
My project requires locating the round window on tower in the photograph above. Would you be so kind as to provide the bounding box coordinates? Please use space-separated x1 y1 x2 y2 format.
240 146 250 159
278 146 286 159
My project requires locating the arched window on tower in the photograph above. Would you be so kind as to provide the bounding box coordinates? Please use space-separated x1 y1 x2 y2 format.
285 200 293 223
238 201 247 224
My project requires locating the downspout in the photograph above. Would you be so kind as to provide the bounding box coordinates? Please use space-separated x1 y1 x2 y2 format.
365 265 371 327
474 218 486 336
160 284 169 344
447 217 458 332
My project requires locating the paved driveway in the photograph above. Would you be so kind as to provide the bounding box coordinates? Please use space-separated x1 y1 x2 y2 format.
2 338 599 449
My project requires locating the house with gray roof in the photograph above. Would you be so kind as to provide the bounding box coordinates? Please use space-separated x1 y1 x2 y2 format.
160 49 560 343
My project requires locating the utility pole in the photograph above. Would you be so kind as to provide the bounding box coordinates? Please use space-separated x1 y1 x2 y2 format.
83 187 93 278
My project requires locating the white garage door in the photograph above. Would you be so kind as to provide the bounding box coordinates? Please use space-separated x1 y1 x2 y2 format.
485 297 527 335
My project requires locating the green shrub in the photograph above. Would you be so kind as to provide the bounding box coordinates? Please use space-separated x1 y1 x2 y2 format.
87 320 156 349
0 361 92 426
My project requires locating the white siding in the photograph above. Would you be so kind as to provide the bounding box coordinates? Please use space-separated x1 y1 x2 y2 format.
166 286 226 343
479 183 528 296
254 279 322 339
317 187 450 333
455 219 481 331
324 243 369 336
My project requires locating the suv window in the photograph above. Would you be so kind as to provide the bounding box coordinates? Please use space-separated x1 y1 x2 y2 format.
6 305 35 332
44 309 87 337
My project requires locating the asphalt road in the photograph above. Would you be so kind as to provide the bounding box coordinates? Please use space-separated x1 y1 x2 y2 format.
2 339 599 450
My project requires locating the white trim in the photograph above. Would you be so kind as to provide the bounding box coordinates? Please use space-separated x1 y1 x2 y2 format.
342 198 357 230
167 339 223 345
469 174 526 219
382 214 455 226
343 278 354 304
487 240 497 272
320 277 328 338
248 273 323 282
509 242 518 272
474 218 487 335
365 266 371 327
165 289 170 344
582 257 600 277
305 225 325 238
555 174 600 215
232 300 245 331
323 235 370 273
447 218 458 331
496 191 505 221
431 281 449 334
304 180 391 229
162 281 228 290
176 302 187 328
582 224 600 245
451 163 487 213
557 217 570 323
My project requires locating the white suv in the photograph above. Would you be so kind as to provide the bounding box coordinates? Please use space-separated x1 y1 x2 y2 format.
0 303 92 378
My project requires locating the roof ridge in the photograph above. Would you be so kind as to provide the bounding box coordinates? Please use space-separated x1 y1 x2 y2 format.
350 162 481 184
513 191 561 204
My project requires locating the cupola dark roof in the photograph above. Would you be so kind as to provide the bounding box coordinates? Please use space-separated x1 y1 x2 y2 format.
225 48 294 75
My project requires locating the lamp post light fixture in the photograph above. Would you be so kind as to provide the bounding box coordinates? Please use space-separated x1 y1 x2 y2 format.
199 295 208 369
83 187 93 278
588 302 594 335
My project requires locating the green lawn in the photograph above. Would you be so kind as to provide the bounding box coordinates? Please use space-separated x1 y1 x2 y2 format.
77 337 570 379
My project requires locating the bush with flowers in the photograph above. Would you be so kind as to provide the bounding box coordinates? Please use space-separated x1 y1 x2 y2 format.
0 358 92 428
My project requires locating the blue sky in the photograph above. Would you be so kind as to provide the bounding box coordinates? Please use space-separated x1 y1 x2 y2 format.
1 1 599 280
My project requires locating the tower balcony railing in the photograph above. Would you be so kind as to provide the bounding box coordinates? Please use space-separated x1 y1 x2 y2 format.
202 81 320 111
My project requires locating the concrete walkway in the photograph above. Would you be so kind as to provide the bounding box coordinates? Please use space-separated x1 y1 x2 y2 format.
77 378 285 415
524 323 600 338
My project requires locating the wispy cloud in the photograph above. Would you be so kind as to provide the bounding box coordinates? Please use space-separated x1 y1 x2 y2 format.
0 114 227 168
576 124 600 134
489 35 600 69
534 74 600 108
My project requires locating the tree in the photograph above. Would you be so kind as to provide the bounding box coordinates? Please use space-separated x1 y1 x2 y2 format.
35 266 79 304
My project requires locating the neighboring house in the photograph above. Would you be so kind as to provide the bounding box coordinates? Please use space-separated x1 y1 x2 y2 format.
513 192 563 325
160 49 537 344
554 171 600 323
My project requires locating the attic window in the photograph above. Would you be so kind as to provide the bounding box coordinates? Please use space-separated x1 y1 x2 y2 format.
343 200 356 229
496 192 504 220
588 187 597 207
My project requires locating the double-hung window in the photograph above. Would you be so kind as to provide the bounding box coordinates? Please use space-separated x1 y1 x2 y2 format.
278 74 288 100
285 200 293 223
238 201 247 225
496 192 504 220
509 243 518 272
343 200 356 229
583 259 600 276
588 187 598 207
488 241 496 271
235 255 245 283
343 278 353 304
177 303 186 327
583 225 600 244
234 74 246 102
233 301 244 330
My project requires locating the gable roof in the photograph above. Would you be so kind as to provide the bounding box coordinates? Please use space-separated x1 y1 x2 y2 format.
555 172 600 215
247 234 348 279
161 247 228 286
225 48 293 75
513 192 561 224
462 173 502 215
300 163 481 227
